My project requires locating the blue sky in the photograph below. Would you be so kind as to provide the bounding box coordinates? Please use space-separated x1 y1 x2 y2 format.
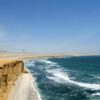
0 0 100 54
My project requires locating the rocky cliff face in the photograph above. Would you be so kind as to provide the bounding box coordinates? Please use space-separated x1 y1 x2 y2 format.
0 60 24 100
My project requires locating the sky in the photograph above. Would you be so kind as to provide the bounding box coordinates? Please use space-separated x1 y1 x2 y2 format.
0 0 100 54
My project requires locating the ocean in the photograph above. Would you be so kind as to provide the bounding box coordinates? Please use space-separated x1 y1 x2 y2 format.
25 56 100 100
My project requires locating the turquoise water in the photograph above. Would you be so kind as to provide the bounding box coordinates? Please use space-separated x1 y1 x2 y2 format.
25 56 100 100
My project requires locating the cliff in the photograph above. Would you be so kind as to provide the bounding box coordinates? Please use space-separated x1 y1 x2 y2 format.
0 60 24 100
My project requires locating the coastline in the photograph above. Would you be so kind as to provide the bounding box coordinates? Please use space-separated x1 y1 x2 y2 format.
0 58 41 100
24 64 42 100
7 59 41 100
30 73 42 100
8 73 40 100
1 53 100 100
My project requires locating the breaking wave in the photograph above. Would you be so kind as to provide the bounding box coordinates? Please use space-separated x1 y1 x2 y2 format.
25 57 100 100
40 60 100 90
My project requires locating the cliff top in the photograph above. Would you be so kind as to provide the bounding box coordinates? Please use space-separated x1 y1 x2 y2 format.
0 60 23 69
0 60 15 65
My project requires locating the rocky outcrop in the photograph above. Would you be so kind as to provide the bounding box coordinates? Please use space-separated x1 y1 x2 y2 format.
0 60 24 100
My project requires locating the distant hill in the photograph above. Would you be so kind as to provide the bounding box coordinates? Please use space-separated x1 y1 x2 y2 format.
0 50 8 53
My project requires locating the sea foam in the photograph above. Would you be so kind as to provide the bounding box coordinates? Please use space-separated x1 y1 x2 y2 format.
91 92 100 96
42 59 100 90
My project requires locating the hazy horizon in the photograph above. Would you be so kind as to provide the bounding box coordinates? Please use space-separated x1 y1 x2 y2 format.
0 0 100 54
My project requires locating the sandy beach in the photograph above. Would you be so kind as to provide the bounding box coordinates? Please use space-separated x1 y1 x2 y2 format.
8 73 40 100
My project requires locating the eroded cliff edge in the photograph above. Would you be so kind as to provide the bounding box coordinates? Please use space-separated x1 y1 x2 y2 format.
0 60 24 100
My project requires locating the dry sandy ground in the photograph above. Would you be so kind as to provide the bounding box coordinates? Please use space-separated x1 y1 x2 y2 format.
0 53 43 61
0 59 15 65
8 73 40 100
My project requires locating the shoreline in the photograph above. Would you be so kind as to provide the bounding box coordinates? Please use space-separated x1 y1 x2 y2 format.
7 59 41 100
31 74 42 100
8 73 40 100
24 61 42 100
0 58 41 100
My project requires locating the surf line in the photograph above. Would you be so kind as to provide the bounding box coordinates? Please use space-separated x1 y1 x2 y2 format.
31 75 42 100
47 69 100 90
24 62 42 100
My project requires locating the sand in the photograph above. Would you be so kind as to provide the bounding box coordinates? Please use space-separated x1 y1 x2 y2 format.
8 73 40 100
0 53 43 61
0 60 15 65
